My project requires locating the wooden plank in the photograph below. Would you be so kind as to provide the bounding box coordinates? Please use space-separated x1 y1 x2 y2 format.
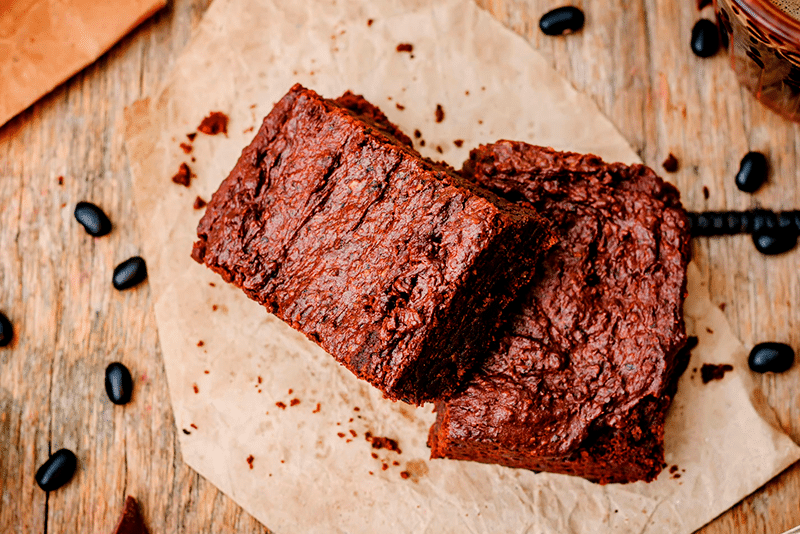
0 0 797 532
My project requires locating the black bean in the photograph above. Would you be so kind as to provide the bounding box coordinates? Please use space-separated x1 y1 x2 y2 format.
748 342 795 373
35 449 77 491
753 228 797 255
691 19 720 58
105 362 133 405
539 6 585 36
735 152 768 193
113 257 147 290
74 202 112 237
0 311 12 347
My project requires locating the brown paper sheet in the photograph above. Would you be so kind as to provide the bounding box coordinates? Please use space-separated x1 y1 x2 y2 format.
123 0 800 532
0 0 166 127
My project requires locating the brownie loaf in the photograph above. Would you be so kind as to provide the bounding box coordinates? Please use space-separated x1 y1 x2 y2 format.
428 141 691 483
192 86 552 405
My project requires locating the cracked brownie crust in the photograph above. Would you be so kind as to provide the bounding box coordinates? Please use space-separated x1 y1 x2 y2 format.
192 86 552 405
429 141 691 483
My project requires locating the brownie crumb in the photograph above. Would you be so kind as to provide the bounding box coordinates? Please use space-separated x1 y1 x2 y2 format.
453 139 464 147
662 153 679 173
197 340 204 347
57 176 64 185
197 111 229 135
275 401 287 409
204 370 210 374
350 429 357 437
180 142 193 154
382 463 389 471
400 471 410 479
192 383 199 394
436 145 443 154
290 398 301 406
257 376 262 384
370 436 401 454
396 43 413 53
353 406 360 412
435 104 444 123
288 389 293 395
392 460 399 466
193 196 207 209
337 432 346 438
371 452 378 459
419 140 426 147
702 186 709 200
172 162 192 187
719 302 727 311
182 428 191 435
348 418 353 423
190 423 198 430
369 471 374 475
701 363 734 383
669 465 679 474
413 129 422 139
187 133 197 141
396 103 405 110
246 455 254 469
312 403 321 413
211 305 218 311
367 18 374 26
706 327 714 334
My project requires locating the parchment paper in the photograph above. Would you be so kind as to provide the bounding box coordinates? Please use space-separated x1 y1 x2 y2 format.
123 0 800 532
0 0 166 127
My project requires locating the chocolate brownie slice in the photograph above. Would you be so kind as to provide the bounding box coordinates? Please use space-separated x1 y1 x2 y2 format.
428 141 691 483
192 86 552 405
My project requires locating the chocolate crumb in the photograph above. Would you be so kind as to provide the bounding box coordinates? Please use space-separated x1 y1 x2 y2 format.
371 453 378 459
369 471 374 475
246 455 254 469
353 406 360 411
193 196 207 209
392 461 399 466
179 142 193 154
288 388 293 394
211 305 218 311
453 139 464 147
290 398 301 406
436 145 443 154
674 473 682 479
57 176 64 185
182 429 191 435
312 403 321 413
190 423 198 430
192 383 199 394
435 104 444 123
367 18 374 26
209 282 215 287
337 432 346 438
191 157 196 162
413 129 422 139
706 327 714 334
419 140 425 147
348 418 353 423
382 463 389 471
719 302 726 311
396 103 405 110
186 133 197 141
171 162 192 187
702 186 709 200
370 436 401 454
275 401 287 409
204 370 210 374
400 471 410 479
197 111 229 135
243 126 255 134
701 363 734 384
197 340 204 347
396 43 413 53
257 376 262 384
669 465 679 474
662 153 679 173
350 429 357 437
346 439 352 443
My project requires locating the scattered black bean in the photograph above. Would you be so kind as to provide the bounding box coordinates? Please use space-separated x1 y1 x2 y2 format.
748 342 795 373
753 229 797 255
691 19 720 58
735 152 768 193
0 311 12 347
35 449 77 491
105 362 133 405
539 6 585 36
112 257 147 290
74 202 112 237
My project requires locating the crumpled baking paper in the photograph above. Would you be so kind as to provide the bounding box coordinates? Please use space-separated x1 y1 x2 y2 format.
0 0 165 127
123 0 800 532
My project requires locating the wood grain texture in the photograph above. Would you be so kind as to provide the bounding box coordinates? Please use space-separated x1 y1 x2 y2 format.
0 0 797 533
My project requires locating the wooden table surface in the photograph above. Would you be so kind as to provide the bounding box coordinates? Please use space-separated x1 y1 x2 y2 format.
1 0 798 532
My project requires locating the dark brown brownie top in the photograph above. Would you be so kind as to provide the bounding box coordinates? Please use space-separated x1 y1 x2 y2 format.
440 141 691 456
192 87 549 403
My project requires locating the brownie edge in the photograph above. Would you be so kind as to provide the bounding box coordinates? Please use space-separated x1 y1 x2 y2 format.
192 86 553 404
